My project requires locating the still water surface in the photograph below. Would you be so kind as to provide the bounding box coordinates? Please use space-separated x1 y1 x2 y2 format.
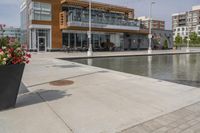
72 54 200 87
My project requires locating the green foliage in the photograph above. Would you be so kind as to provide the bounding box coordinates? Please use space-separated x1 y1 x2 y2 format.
0 37 9 48
197 37 200 44
163 40 168 49
183 37 188 45
174 34 182 47
153 39 159 45
189 32 198 44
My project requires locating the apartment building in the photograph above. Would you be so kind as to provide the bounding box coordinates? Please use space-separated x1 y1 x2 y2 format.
172 5 200 39
138 16 165 30
20 0 153 52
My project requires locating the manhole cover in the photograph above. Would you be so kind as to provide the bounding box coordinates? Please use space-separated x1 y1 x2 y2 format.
49 80 74 86
52 65 81 68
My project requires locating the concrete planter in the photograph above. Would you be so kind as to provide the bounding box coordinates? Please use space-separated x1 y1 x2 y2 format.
0 64 25 111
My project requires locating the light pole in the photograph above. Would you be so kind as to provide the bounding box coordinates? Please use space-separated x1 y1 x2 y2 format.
186 11 190 53
87 0 93 56
148 2 156 54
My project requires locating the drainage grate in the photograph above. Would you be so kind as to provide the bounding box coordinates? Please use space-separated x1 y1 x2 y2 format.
49 80 74 86
98 70 109 73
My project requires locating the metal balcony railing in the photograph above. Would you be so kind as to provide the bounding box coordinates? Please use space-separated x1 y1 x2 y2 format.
68 15 140 27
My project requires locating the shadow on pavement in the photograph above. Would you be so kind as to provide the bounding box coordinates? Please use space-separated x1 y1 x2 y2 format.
19 82 29 95
16 85 71 108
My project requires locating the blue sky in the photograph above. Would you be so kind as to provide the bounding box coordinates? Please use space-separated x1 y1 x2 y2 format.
0 0 199 29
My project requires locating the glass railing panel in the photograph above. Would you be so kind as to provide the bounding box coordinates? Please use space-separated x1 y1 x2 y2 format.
67 13 140 27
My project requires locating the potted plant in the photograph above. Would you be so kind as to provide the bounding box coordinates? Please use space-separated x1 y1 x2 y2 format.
0 37 31 110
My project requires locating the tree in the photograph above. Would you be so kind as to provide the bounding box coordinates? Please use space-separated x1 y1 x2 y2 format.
197 37 200 45
163 40 168 49
183 37 188 45
175 34 182 48
189 32 198 45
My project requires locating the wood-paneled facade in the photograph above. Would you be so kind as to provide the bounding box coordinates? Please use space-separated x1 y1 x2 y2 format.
32 0 62 49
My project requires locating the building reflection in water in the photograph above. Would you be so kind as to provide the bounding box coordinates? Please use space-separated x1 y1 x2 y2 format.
148 56 152 77
87 58 93 66
74 54 200 87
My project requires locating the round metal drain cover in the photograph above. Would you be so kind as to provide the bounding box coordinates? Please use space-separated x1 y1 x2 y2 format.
49 80 74 86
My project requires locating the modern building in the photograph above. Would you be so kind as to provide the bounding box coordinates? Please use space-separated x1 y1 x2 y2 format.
172 5 200 39
138 16 165 30
20 0 153 52
20 0 173 52
0 25 21 41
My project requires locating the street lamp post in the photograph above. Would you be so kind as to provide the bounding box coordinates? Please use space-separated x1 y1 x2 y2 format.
148 2 156 54
186 11 190 53
87 0 93 56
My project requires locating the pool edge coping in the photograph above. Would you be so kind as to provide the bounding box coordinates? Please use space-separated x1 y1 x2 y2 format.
58 51 200 60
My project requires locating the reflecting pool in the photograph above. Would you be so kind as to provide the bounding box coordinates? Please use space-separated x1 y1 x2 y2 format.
72 54 200 87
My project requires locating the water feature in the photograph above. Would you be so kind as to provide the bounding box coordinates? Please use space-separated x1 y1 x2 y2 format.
71 54 200 87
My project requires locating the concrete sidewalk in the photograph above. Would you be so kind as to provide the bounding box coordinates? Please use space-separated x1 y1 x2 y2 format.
1 51 200 133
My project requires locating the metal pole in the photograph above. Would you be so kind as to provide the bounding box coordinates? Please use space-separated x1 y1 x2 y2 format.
148 2 155 54
186 11 190 53
87 0 93 56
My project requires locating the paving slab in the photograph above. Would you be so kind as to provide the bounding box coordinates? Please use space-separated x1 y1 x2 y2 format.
0 92 72 133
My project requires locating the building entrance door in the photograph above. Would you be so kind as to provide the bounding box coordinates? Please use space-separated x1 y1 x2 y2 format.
38 37 46 52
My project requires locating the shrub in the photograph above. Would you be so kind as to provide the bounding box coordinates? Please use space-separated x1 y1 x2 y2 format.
163 40 168 49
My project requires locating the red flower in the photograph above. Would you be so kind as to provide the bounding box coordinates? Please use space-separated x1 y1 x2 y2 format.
8 48 14 53
26 60 30 64
0 39 31 65
26 53 31 58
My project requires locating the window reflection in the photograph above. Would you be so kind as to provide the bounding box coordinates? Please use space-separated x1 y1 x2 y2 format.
63 6 139 27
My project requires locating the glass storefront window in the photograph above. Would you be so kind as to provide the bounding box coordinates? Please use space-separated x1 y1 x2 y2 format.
70 33 75 48
100 34 106 45
82 34 88 48
92 34 100 50
62 33 68 47
61 32 124 51
76 34 82 48
62 33 87 49
30 29 50 51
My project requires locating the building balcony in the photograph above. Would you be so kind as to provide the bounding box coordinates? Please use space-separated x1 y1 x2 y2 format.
59 11 140 32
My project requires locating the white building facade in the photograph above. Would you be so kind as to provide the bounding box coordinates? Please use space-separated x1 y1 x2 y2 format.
172 5 200 39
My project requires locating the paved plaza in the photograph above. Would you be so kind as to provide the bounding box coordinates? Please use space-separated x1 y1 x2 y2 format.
1 49 200 133
122 102 200 133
